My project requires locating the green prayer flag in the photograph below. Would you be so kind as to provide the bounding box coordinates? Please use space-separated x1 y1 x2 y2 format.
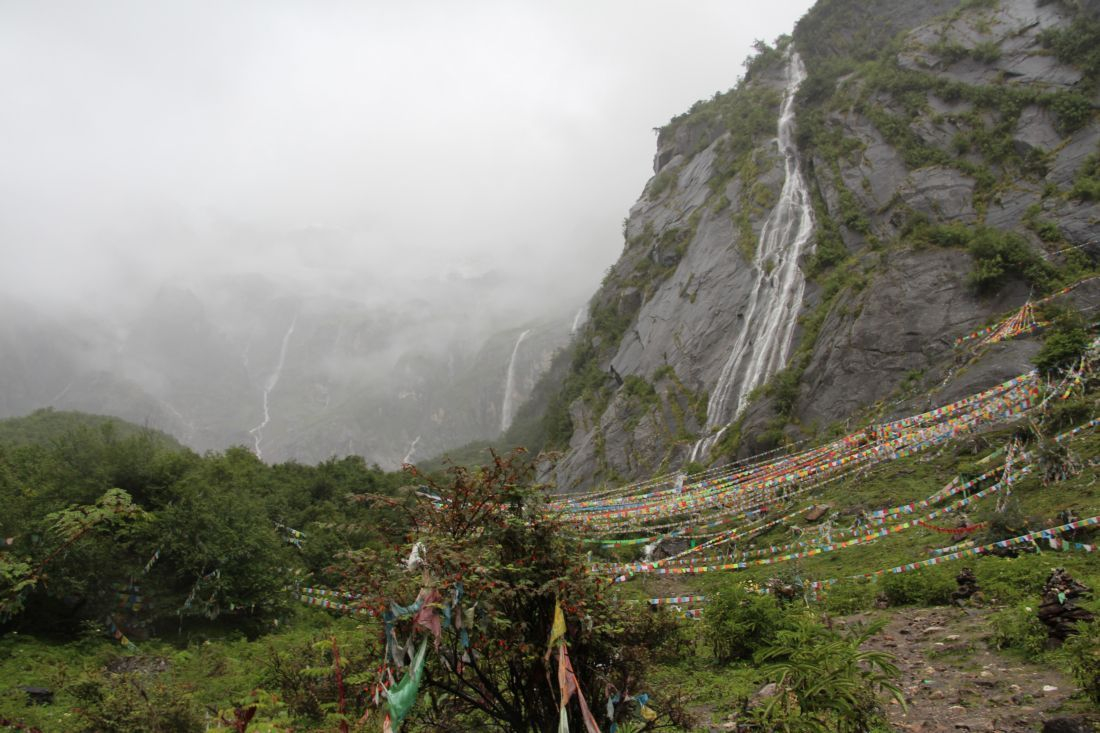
387 639 428 731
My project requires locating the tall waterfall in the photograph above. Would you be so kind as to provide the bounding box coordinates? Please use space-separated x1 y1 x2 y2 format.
692 51 815 461
249 317 297 459
500 329 531 433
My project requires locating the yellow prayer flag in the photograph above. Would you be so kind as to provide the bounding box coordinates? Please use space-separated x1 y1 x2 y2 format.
546 601 566 660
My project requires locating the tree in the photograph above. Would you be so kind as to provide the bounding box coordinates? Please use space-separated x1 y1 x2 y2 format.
341 450 690 732
1 488 148 622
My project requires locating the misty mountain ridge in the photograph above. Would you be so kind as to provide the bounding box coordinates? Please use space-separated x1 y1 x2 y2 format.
0 271 576 469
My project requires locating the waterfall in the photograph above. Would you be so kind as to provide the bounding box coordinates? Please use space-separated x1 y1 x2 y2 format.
691 51 815 461
249 317 297 459
500 329 531 433
570 306 586 335
403 435 421 464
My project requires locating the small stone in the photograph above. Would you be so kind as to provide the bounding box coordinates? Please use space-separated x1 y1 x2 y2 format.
923 625 947 634
945 634 961 641
980 670 994 678
1042 685 1058 693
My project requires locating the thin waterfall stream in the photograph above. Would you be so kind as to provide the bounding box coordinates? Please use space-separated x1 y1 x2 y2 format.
500 329 531 433
249 317 297 459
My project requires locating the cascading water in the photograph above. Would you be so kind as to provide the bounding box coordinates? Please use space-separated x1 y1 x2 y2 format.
403 435 421 464
500 329 531 433
249 317 297 459
570 306 586 335
691 51 815 461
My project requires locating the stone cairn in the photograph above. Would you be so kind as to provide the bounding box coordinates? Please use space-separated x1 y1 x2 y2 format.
951 566 979 604
1038 568 1095 642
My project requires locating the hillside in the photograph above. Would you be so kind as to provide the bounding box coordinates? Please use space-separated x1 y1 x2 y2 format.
0 409 184 451
539 0 1100 492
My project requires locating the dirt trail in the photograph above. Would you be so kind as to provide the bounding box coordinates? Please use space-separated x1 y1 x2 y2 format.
854 607 1087 732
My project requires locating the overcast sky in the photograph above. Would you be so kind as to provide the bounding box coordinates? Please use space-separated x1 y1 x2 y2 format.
1 0 816 321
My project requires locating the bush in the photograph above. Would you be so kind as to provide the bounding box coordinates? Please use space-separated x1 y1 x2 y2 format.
966 228 1055 295
1036 326 1093 376
704 582 796 663
974 556 1051 604
69 670 203 733
989 604 1047 656
821 579 877 615
751 617 903 733
880 566 955 606
1063 621 1100 704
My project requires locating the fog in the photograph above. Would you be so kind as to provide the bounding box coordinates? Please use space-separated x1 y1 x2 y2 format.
1 0 815 324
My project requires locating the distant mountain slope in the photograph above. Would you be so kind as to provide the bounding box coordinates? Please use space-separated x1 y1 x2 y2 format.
0 277 574 468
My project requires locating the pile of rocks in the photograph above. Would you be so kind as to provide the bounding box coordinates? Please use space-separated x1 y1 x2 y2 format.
1038 568 1095 642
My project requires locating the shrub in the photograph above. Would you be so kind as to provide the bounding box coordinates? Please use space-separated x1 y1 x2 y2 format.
1063 621 1100 703
69 670 203 733
704 582 796 663
751 617 903 733
989 603 1047 656
1070 153 1100 202
1034 305 1091 377
966 228 1055 295
821 578 877 615
974 556 1051 604
880 566 955 606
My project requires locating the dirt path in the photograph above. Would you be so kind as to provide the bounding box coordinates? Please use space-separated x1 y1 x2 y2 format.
855 606 1088 732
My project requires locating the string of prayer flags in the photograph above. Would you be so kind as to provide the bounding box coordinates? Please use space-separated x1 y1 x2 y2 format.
105 615 136 651
1047 537 1098 552
143 548 160 574
916 520 987 535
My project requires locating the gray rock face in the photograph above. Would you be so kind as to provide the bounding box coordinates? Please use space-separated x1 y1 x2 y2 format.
550 0 1100 492
898 167 980 223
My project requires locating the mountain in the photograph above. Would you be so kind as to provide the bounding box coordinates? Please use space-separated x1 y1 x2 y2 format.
543 0 1100 491
0 277 574 469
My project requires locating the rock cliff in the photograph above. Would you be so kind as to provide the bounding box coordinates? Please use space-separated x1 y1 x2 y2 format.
547 0 1100 491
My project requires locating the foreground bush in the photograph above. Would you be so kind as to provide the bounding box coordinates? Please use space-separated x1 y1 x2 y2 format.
704 582 799 663
750 618 903 733
1063 620 1100 703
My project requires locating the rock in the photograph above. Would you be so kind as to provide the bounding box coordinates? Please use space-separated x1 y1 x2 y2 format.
1041 716 1095 733
1041 685 1059 693
897 167 978 223
1038 568 1095 641
1014 107 1062 156
19 686 53 705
